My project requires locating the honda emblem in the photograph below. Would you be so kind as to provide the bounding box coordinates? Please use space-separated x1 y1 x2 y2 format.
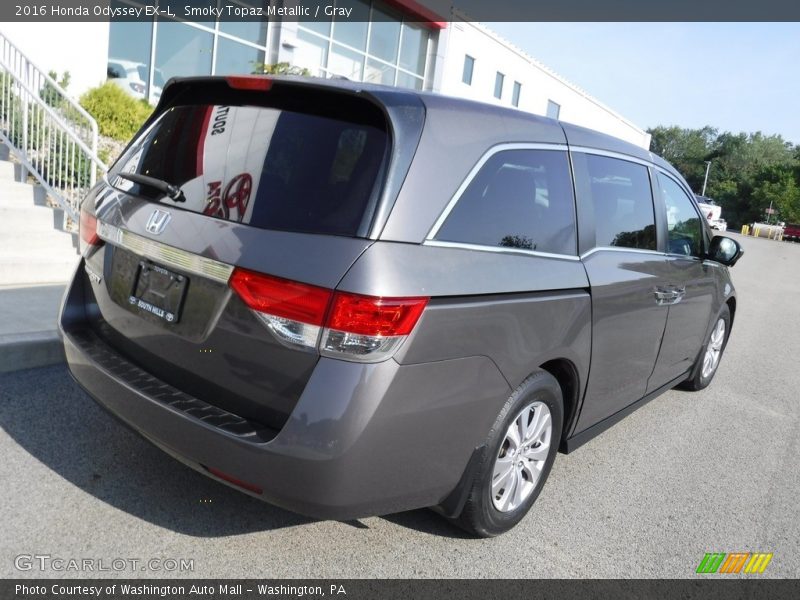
145 209 171 235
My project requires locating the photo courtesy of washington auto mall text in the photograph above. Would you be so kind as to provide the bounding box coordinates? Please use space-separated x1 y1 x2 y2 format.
13 583 348 598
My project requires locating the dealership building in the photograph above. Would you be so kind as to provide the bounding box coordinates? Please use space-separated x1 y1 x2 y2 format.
0 0 650 148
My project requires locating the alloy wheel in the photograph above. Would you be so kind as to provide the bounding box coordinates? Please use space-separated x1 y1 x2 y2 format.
491 401 552 513
701 317 726 379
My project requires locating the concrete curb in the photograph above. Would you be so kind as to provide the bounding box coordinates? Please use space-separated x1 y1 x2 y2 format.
0 330 64 374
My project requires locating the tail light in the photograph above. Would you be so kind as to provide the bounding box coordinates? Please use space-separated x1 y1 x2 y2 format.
229 268 428 363
229 269 331 351
321 293 429 361
79 206 101 255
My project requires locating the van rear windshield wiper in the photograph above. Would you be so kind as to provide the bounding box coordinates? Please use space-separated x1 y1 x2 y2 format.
114 172 186 203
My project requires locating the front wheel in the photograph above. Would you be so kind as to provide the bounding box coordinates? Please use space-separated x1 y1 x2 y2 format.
680 304 731 391
455 371 563 537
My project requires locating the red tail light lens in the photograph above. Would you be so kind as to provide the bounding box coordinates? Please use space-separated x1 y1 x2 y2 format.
229 268 429 361
327 293 429 337
229 268 332 326
79 208 101 255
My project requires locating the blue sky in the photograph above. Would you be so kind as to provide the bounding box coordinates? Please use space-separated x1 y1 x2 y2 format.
487 23 800 145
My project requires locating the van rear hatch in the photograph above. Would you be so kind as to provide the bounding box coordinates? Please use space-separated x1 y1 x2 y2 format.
77 77 424 430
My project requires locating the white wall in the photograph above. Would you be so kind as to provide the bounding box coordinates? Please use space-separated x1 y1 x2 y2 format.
435 20 651 149
1 22 109 98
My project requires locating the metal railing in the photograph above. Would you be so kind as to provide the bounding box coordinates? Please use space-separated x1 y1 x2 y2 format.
0 31 107 224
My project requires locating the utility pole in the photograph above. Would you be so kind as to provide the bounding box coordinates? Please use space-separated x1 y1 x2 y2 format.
701 160 711 197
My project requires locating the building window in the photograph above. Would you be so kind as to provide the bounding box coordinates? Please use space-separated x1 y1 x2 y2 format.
294 1 429 90
154 21 213 81
108 0 271 105
546 100 561 119
215 37 266 76
107 0 430 103
494 72 504 99
512 81 521 107
462 55 475 85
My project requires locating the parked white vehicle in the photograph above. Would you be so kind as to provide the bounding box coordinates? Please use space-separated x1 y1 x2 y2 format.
710 218 727 231
107 59 164 104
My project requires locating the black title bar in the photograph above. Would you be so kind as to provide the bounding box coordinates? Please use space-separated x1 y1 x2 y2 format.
2 0 800 22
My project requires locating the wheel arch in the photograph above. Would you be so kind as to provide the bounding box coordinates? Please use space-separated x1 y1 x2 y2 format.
538 358 580 452
726 295 737 328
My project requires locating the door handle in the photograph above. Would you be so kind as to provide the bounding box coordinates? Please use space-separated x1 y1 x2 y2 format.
654 288 675 305
654 286 685 306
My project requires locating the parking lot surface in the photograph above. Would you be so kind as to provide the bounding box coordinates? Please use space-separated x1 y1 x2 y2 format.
1 234 798 578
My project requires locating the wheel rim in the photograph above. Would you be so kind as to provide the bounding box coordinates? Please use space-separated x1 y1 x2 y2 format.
701 317 726 379
491 401 552 513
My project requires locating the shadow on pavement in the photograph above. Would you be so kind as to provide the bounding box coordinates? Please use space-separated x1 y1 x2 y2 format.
0 365 311 537
0 365 470 539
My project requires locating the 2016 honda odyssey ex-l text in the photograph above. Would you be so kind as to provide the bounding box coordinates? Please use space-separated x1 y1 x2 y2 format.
61 77 743 536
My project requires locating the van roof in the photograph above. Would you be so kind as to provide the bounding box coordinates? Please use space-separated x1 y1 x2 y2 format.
157 75 685 189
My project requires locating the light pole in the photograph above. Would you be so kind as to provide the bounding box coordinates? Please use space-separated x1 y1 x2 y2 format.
701 160 711 197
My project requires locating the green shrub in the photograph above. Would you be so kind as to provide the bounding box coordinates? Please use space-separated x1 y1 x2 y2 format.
79 82 153 141
40 70 71 109
251 62 311 76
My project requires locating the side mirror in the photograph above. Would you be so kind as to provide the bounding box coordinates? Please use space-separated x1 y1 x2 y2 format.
707 235 743 267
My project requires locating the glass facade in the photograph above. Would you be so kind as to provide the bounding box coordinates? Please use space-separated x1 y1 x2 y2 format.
108 0 269 104
107 0 431 103
293 0 430 89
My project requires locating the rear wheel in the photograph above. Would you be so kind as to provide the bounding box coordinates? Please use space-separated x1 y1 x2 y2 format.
455 371 563 537
680 304 731 391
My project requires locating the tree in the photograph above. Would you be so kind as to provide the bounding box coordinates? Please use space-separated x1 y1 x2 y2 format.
647 125 799 228
648 125 717 191
752 166 800 224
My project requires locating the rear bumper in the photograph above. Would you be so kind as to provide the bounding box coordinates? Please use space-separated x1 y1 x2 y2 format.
60 264 511 520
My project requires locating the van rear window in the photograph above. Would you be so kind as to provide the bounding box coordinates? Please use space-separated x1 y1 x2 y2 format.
109 102 389 237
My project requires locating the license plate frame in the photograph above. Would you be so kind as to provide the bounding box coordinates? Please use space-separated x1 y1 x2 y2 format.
128 260 188 324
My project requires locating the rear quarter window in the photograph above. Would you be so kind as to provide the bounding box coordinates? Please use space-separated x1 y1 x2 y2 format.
433 149 577 256
109 101 389 237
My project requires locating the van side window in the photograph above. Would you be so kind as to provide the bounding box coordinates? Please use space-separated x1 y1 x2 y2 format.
434 150 576 255
658 173 704 257
579 154 656 251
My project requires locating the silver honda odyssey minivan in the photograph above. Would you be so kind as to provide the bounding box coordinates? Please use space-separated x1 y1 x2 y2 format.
61 76 743 536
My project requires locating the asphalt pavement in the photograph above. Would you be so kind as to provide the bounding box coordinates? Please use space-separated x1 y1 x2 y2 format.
1 233 798 578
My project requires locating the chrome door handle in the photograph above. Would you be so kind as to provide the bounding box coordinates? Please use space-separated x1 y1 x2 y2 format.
654 289 674 305
654 286 685 305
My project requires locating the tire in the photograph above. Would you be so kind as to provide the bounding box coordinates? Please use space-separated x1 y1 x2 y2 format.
679 304 731 392
454 371 563 537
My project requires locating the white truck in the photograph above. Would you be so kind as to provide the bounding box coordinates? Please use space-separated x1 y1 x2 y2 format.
695 196 726 231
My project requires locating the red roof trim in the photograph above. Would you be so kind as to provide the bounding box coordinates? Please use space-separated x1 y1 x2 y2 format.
384 0 448 28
